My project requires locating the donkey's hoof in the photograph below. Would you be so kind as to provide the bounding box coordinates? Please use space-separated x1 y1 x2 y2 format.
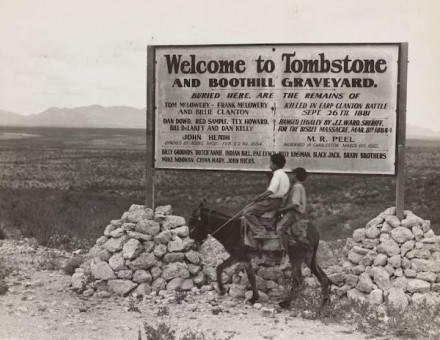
248 296 259 304
322 296 330 305
278 299 291 309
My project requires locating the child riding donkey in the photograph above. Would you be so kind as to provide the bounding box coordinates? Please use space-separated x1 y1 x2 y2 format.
243 154 310 268
243 153 290 239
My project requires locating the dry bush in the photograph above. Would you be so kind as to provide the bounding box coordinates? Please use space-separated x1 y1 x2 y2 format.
62 256 85 275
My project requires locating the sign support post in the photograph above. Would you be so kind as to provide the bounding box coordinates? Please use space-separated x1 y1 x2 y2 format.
146 46 155 209
396 43 408 220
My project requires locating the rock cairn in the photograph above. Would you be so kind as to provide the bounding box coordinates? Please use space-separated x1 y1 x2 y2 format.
71 204 206 297
331 207 440 310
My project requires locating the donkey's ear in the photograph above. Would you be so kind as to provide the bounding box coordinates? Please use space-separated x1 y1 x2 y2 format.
192 202 202 217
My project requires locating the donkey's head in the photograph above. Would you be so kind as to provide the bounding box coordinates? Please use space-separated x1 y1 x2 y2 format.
188 201 209 246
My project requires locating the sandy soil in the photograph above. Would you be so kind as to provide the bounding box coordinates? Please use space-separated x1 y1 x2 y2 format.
0 239 374 340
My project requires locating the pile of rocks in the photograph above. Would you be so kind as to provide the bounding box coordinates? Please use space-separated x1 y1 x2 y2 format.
331 207 440 309
71 204 206 297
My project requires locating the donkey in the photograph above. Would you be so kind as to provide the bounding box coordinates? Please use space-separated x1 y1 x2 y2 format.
188 202 330 306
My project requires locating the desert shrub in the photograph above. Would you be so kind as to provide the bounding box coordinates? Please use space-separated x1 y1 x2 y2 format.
0 257 11 295
140 322 207 340
156 306 170 317
0 188 133 250
279 285 440 338
36 249 62 271
62 256 85 275
180 329 206 340
143 322 176 340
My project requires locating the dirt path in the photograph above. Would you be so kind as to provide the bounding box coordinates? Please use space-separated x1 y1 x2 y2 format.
0 239 373 340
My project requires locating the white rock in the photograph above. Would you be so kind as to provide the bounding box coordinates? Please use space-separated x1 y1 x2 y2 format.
109 228 125 238
117 270 132 280
345 274 359 287
388 255 402 268
385 215 401 228
407 279 431 293
401 240 415 257
390 227 415 244
365 226 381 239
377 240 400 257
153 244 167 258
356 273 374 293
166 277 184 291
379 234 391 243
421 220 431 233
336 284 351 296
91 259 116 280
104 224 117 236
368 289 383 305
122 239 143 259
134 283 152 296
168 236 185 252
353 229 366 242
109 253 127 271
394 268 403 277
362 238 380 249
133 270 152 284
71 273 87 291
135 220 161 235
381 222 392 234
347 289 366 302
380 207 396 217
172 226 189 238
411 259 440 273
154 230 172 244
373 253 388 266
348 250 364 264
401 257 411 269
401 214 423 229
123 208 154 223
121 223 136 231
96 236 108 246
162 215 186 230
392 276 408 290
127 253 157 270
366 217 384 229
372 266 392 291
102 235 130 253
353 246 369 255
412 226 424 241
404 269 417 278
185 250 201 264
126 231 153 241
161 263 190 281
229 284 247 298
387 288 409 310
108 280 138 296
155 205 173 216
416 271 437 283
352 265 366 275
411 293 426 306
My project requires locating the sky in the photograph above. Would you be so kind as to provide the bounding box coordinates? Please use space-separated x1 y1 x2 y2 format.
0 0 439 131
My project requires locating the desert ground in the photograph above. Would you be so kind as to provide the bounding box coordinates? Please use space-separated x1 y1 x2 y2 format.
1 127 440 339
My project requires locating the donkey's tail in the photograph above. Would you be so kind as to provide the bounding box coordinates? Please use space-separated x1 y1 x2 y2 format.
310 226 320 270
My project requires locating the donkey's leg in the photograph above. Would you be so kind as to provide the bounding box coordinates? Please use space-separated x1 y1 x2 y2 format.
304 250 330 305
279 245 305 308
216 256 237 295
243 259 259 303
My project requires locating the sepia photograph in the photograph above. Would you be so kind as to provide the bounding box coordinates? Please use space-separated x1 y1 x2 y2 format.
1 1 439 339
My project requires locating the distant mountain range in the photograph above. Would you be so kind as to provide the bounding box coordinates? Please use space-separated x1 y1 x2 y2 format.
0 105 146 129
0 105 439 139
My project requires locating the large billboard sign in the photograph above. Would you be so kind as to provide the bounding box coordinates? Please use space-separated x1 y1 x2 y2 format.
150 44 402 174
